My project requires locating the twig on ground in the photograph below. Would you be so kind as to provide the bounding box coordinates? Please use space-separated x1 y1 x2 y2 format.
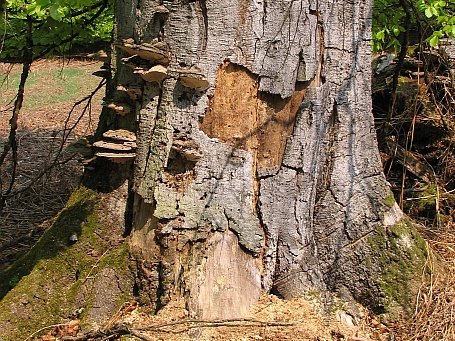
60 318 300 341
23 323 69 341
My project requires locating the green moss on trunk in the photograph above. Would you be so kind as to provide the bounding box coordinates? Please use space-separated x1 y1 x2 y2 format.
0 187 134 340
368 218 428 320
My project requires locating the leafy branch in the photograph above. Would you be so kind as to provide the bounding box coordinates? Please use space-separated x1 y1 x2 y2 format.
373 0 454 52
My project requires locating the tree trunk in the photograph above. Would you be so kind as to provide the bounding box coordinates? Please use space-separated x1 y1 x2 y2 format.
108 0 426 320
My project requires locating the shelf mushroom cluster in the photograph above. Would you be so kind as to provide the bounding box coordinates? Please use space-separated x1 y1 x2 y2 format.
90 4 211 165
117 37 210 90
94 129 137 164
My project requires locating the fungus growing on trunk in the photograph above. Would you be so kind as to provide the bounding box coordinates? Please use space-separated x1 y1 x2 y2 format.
117 39 170 65
93 141 137 152
102 129 136 142
95 152 136 163
116 85 142 100
102 102 132 116
87 50 110 64
179 68 209 90
135 65 168 83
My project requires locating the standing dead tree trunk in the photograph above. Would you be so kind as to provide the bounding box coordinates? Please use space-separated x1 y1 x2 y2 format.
99 0 427 321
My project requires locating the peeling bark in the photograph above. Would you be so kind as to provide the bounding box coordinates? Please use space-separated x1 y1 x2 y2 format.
109 0 427 320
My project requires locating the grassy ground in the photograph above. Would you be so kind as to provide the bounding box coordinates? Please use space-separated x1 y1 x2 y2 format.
0 60 101 107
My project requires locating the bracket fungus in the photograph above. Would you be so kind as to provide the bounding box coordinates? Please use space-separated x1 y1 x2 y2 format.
153 5 169 14
171 136 203 161
94 131 137 164
102 102 132 116
117 85 143 100
171 140 203 161
93 141 137 151
95 152 136 164
117 38 170 65
179 68 210 90
86 50 110 64
102 129 137 143
135 65 168 83
120 55 149 70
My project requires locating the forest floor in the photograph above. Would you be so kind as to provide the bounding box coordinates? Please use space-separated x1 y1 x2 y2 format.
0 59 102 268
0 57 454 340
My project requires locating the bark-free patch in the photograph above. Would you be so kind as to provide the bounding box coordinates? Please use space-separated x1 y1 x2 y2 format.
200 62 305 171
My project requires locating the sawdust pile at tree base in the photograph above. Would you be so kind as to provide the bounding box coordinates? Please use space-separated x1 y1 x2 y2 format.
120 294 390 341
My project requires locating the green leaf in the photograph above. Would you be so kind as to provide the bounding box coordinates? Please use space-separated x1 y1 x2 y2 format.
429 34 439 47
437 1 446 8
49 5 62 20
431 6 439 17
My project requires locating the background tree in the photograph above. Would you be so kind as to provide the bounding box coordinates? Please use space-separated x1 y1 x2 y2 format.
0 0 112 209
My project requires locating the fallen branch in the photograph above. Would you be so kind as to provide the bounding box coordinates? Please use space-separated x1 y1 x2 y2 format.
60 318 300 341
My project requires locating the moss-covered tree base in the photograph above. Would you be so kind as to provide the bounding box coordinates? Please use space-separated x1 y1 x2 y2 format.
0 187 135 340
368 212 429 322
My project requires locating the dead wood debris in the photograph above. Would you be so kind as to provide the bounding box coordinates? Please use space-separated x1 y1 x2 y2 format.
58 319 299 341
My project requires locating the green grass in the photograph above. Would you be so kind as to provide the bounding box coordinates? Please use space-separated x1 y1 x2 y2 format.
0 64 101 111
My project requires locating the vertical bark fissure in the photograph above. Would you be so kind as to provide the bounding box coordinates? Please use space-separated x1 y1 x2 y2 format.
314 101 339 207
199 0 208 50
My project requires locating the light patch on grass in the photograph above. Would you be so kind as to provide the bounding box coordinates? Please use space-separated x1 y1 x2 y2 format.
0 61 101 111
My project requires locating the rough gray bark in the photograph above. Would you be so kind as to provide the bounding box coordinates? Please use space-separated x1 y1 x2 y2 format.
106 0 426 320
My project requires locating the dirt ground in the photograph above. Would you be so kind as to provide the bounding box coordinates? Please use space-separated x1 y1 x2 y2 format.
116 294 391 341
0 58 103 268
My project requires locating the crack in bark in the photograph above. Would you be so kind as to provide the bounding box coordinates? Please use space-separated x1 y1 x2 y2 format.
314 101 339 206
280 164 302 173
309 3 325 86
199 0 208 50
